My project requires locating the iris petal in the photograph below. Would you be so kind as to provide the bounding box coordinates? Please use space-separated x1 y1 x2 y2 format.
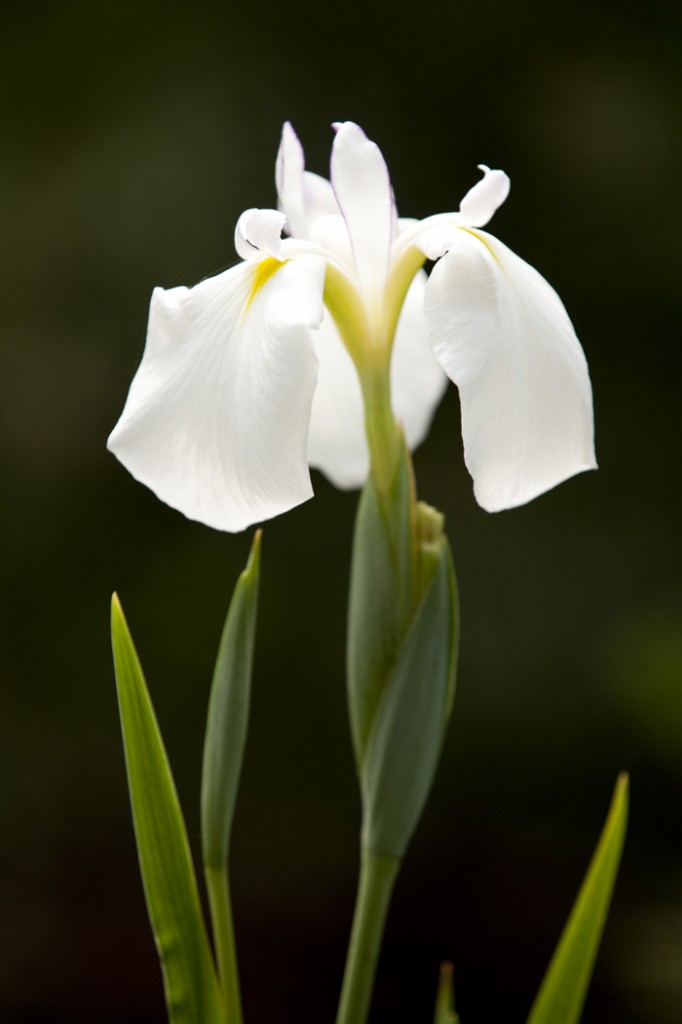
276 122 309 239
458 165 510 228
303 171 342 222
275 124 342 242
235 208 286 261
107 257 325 531
306 312 368 488
330 122 394 294
425 228 596 511
391 270 448 454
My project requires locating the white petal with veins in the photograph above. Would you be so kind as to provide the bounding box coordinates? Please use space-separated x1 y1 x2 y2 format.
425 228 596 511
108 258 325 531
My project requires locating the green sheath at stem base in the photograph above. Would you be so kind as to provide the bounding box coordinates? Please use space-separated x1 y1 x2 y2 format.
335 850 401 1024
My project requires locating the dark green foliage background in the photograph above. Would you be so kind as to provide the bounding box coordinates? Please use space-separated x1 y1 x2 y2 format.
1 1 680 1021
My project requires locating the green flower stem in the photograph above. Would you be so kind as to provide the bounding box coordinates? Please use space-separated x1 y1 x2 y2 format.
361 369 403 504
204 864 242 1024
335 850 401 1024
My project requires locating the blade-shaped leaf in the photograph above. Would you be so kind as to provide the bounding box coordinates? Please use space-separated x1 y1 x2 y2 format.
201 530 261 870
111 594 223 1024
526 773 629 1024
201 531 261 1024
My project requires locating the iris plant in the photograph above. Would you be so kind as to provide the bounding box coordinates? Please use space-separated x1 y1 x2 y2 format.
108 123 624 1024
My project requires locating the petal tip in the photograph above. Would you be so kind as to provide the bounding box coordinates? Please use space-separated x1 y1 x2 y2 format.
459 166 510 227
473 458 599 514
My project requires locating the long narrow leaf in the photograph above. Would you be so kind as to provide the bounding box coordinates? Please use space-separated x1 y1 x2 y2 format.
201 530 261 870
201 531 261 1024
111 594 223 1024
526 773 629 1024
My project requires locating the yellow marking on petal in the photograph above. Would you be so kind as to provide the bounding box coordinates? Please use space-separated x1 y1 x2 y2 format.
243 257 286 319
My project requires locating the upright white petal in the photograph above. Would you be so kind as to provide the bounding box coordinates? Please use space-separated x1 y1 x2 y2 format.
307 213 355 272
425 229 596 511
108 257 325 532
330 122 394 294
276 122 309 239
275 124 343 241
303 171 342 222
458 165 510 228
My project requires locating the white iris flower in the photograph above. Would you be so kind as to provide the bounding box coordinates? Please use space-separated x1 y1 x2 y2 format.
108 121 595 532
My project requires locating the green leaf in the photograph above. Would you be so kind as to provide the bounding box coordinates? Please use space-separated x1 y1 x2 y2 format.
347 438 415 767
526 773 629 1024
201 531 261 1024
363 536 459 860
111 594 223 1024
201 530 261 870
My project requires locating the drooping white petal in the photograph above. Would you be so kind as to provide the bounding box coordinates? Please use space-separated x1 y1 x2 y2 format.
276 122 309 239
391 270 448 451
458 165 510 228
306 271 447 489
235 208 286 260
330 122 394 294
424 228 596 512
107 257 325 532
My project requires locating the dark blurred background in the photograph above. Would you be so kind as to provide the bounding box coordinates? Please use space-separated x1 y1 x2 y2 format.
1 1 680 1021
